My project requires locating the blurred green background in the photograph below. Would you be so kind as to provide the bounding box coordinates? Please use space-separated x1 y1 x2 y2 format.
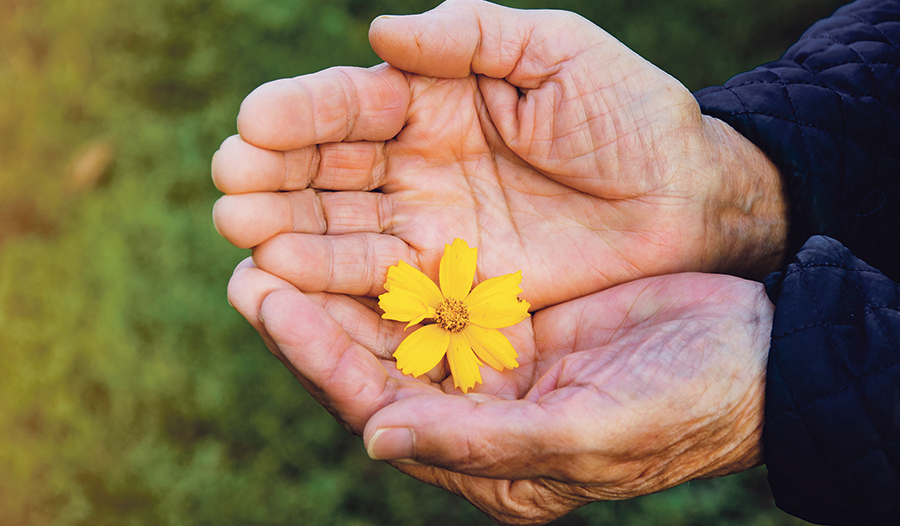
0 0 846 524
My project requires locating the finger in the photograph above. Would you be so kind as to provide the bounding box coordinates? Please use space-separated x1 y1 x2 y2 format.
237 64 410 151
211 135 302 194
213 190 326 249
318 293 451 383
303 292 451 384
212 134 316 194
313 293 407 361
227 258 448 430
212 135 389 194
252 232 424 296
228 257 411 360
227 257 293 335
214 184 398 249
363 394 591 480
369 0 593 83
226 257 294 361
258 287 397 432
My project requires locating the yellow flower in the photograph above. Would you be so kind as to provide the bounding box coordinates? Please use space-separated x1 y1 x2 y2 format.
378 238 530 393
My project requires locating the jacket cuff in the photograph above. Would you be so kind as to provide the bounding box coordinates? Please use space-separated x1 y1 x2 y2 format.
763 235 900 525
695 0 900 278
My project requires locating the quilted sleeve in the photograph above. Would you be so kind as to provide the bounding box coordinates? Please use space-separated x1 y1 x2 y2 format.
695 0 900 279
764 236 900 525
695 2 900 523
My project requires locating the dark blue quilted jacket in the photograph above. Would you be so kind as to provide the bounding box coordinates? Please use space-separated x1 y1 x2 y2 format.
695 1 900 524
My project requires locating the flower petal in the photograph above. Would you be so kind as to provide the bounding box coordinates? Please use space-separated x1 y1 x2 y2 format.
446 332 482 393
378 288 435 328
439 238 477 300
464 325 519 371
384 260 443 308
466 271 531 329
392 325 450 377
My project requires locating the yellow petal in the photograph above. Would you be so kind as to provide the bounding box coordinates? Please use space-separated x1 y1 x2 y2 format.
439 238 477 300
446 332 482 393
378 288 435 328
384 260 443 309
466 271 531 329
392 325 450 377
464 325 519 371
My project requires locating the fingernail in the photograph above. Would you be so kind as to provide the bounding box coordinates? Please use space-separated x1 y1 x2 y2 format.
235 256 256 272
367 427 415 460
374 14 395 21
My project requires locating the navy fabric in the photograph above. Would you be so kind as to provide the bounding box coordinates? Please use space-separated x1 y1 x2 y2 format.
696 0 900 280
764 236 900 525
695 1 900 524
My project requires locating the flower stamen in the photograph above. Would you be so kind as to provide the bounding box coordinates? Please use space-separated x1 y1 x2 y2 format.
435 298 469 333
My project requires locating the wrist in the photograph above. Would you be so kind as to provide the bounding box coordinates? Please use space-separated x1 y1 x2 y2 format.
700 116 788 279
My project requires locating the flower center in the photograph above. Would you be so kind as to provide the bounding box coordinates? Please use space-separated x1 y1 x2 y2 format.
435 298 469 333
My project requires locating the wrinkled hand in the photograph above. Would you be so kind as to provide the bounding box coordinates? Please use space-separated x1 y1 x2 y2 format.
228 262 772 525
214 1 782 523
212 0 786 310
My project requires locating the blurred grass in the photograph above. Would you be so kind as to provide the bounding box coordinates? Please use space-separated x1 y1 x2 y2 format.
0 0 845 524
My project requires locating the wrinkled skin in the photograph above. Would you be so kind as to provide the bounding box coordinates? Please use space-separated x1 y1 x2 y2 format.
212 0 785 524
212 0 786 310
228 262 771 525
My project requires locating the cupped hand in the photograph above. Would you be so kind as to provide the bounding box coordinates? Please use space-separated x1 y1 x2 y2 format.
212 0 786 310
227 261 772 525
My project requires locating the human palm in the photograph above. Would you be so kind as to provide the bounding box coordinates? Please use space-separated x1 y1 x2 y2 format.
386 273 771 525
213 0 785 311
227 262 771 525
215 2 784 523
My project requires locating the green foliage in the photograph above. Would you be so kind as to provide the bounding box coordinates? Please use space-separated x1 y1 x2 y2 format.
0 0 845 524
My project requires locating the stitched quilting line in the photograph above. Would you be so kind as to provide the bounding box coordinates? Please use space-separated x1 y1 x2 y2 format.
803 5 900 45
778 65 858 220
766 359 900 421
710 83 771 156
818 236 900 357
702 82 900 117
720 109 894 161
772 320 853 339
781 263 900 305
791 56 900 79
837 72 851 196
766 264 849 489
776 258 900 478
800 33 899 64
715 110 900 195
752 1 900 502
771 305 900 338
848 13 900 48
698 14 900 170
847 18 900 203
818 32 885 104
710 59 897 139
703 69 900 101
794 12 900 69
783 261 900 279
769 264 900 412
771 241 900 400
772 67 823 205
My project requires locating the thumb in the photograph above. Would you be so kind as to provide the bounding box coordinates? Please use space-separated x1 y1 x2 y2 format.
368 0 586 80
362 393 582 479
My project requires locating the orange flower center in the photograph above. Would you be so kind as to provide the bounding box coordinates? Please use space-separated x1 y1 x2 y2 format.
435 298 469 333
